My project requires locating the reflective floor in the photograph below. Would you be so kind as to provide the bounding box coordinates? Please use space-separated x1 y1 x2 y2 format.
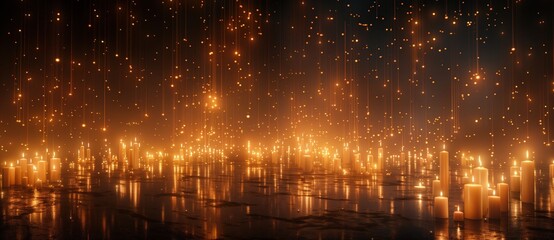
1 158 554 239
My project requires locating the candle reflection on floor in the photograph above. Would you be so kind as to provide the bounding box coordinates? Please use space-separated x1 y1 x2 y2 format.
1 155 554 239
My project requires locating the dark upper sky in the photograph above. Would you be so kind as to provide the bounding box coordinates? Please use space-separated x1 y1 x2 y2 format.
0 0 552 159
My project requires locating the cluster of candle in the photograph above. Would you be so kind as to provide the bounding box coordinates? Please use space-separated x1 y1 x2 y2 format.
1 151 62 189
429 148 539 221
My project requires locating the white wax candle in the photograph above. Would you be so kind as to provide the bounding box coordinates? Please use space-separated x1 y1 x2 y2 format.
80 145 85 161
520 160 535 204
511 172 520 192
27 164 35 185
2 166 10 187
377 147 383 172
37 160 47 182
488 194 500 219
453 206 464 222
439 149 449 197
19 158 28 179
14 166 21 185
473 166 489 217
432 178 442 197
50 157 61 182
353 153 361 173
464 183 482 219
434 192 449 218
8 164 15 187
497 182 509 212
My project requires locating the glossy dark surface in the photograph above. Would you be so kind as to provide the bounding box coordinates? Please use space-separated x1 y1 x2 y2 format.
1 158 554 239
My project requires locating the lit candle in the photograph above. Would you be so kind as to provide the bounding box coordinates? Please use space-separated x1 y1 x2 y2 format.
8 163 15 187
86 143 92 161
511 171 521 193
453 205 464 222
377 145 383 173
432 176 442 197
27 164 35 186
14 164 21 185
488 190 501 219
79 144 85 161
497 177 509 212
434 191 449 218
439 144 449 197
510 160 518 176
303 154 313 172
19 154 28 179
464 178 482 219
2 164 10 187
37 160 47 182
520 159 535 204
50 154 61 182
473 158 489 217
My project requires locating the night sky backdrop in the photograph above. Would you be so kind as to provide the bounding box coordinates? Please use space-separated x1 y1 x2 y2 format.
0 0 552 161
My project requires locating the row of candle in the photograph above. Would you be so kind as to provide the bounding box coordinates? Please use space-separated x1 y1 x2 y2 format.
1 153 61 189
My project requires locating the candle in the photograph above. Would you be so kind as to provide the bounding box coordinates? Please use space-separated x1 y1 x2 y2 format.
510 160 518 176
488 191 500 219
303 154 313 172
19 156 28 179
8 163 15 187
27 164 35 186
464 181 482 219
439 145 449 197
14 165 21 185
511 171 520 192
80 144 85 161
453 206 464 222
2 165 10 187
432 176 442 197
497 180 509 212
434 192 449 218
37 160 47 182
520 160 535 204
473 160 489 217
50 156 61 182
377 147 383 173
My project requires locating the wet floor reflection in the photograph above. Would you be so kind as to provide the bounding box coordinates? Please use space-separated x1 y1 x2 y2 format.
1 157 554 239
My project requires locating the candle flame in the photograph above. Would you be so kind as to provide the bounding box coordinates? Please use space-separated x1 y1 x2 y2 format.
493 190 496 196
526 150 529 159
472 176 475 183
440 191 443 197
457 205 460 211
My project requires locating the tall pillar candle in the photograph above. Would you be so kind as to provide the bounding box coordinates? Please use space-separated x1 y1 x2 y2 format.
434 192 449 218
37 160 47 182
27 164 35 185
50 157 61 182
549 161 554 186
8 164 15 187
2 165 10 187
473 165 489 217
488 192 500 219
511 171 520 193
497 182 509 212
520 160 535 204
14 165 21 185
439 149 449 197
19 157 27 179
463 183 482 219
432 177 442 197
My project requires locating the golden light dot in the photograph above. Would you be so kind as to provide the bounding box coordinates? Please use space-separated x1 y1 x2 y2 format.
55 58 60 63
